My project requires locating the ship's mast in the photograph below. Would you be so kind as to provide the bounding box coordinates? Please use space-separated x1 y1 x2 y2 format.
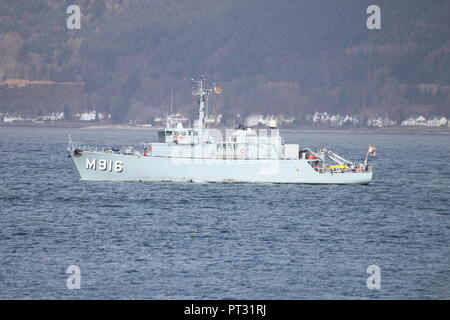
191 76 211 128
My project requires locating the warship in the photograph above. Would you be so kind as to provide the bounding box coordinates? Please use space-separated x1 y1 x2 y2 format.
68 77 375 184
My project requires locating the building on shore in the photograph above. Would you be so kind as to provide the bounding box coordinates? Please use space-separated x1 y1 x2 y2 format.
78 110 108 121
244 114 295 127
367 115 397 128
401 115 427 127
308 111 361 127
42 112 65 121
3 113 24 123
426 115 447 127
154 113 189 127
205 114 223 125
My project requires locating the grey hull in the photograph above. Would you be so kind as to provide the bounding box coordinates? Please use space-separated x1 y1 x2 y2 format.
70 151 373 184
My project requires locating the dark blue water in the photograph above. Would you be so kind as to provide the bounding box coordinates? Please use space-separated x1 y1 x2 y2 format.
0 126 449 299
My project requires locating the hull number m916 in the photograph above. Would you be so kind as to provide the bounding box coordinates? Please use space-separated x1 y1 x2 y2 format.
86 158 123 172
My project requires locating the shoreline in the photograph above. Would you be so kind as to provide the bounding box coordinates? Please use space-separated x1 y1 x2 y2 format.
281 128 450 135
1 122 450 135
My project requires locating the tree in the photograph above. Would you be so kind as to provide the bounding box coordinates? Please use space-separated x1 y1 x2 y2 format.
122 71 141 97
110 96 129 123
63 103 71 120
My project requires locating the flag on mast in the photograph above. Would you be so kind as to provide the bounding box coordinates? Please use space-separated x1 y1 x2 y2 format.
368 144 377 156
364 144 377 165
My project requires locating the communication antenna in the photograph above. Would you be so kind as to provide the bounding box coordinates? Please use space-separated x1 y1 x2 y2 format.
191 76 212 128
170 90 173 114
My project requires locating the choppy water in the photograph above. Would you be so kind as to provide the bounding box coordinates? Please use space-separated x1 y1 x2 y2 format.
0 126 449 299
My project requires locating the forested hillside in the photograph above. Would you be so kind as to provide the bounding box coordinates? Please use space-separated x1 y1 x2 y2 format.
1 0 450 123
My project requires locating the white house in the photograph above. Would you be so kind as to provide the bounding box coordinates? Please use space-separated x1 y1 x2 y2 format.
80 110 97 121
368 115 397 128
43 112 65 121
166 112 189 126
329 114 343 126
3 114 24 123
426 115 447 127
205 114 222 125
312 111 330 124
244 114 264 127
367 116 383 128
383 117 397 127
277 114 295 125
342 114 360 126
308 112 360 126
401 115 426 127
244 114 277 127
79 110 105 121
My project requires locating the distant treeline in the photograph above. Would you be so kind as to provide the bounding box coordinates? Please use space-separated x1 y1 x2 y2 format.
0 0 450 123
